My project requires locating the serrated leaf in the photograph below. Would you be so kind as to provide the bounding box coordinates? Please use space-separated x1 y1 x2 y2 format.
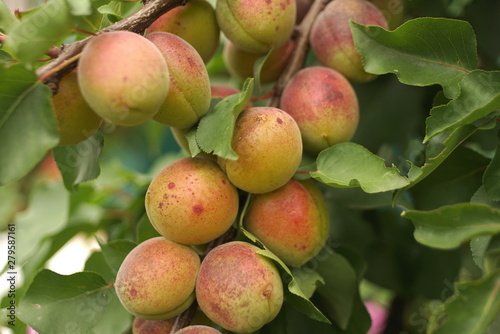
425 70 500 141
186 127 201 157
403 203 500 249
0 1 18 33
196 78 254 160
53 131 104 192
310 142 409 193
18 270 112 334
484 143 500 201
351 17 477 99
0 64 59 185
4 0 74 65
428 269 500 334
97 238 136 275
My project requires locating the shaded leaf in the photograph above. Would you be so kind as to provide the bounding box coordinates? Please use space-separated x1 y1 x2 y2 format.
53 131 104 191
403 203 500 249
428 269 500 334
0 1 18 33
425 70 500 141
484 143 500 201
18 270 112 334
253 48 273 92
136 213 160 244
97 238 137 275
310 142 409 193
196 78 254 160
351 17 477 98
0 64 59 185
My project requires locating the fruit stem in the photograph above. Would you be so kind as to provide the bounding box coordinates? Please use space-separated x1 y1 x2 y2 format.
169 300 199 333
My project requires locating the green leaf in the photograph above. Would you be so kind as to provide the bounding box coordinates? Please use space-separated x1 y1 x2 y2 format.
18 269 113 334
0 64 59 185
310 142 409 193
4 0 74 65
428 269 500 334
403 203 500 249
484 143 500 201
186 127 201 157
0 1 18 33
196 78 254 160
253 48 273 92
67 0 92 16
351 17 477 99
136 213 160 244
53 131 104 192
291 267 324 300
425 70 500 141
97 238 137 275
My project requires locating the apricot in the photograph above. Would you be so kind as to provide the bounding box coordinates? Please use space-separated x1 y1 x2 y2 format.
176 325 222 334
218 107 302 194
78 31 169 126
145 157 239 245
216 0 296 53
310 0 388 82
51 71 101 145
244 179 329 267
132 317 174 334
280 66 359 153
115 237 200 320
223 39 295 84
145 0 220 63
196 241 283 333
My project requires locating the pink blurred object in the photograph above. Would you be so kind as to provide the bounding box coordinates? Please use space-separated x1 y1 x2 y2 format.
27 327 39 334
365 301 388 334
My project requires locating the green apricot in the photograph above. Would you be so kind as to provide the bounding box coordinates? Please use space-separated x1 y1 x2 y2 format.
78 31 170 126
196 241 283 333
145 0 220 63
218 107 302 194
146 32 211 129
244 179 330 267
216 0 296 53
51 71 101 146
115 237 200 320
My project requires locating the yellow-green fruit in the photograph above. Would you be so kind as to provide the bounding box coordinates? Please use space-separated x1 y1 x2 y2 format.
216 0 296 53
115 237 200 320
132 317 175 334
176 325 223 334
196 241 284 333
145 157 239 245
218 107 302 194
310 0 388 82
280 66 359 153
145 0 220 63
78 31 170 126
51 72 101 145
223 39 295 84
244 179 330 267
146 32 211 129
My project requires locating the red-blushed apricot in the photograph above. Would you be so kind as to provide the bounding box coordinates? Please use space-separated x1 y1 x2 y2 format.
310 0 388 82
280 66 359 153
218 107 302 194
216 0 296 53
176 325 223 334
115 237 200 320
145 0 220 63
223 39 295 84
196 241 284 333
145 157 239 245
244 179 330 267
78 31 169 126
146 32 211 129
51 71 101 145
369 0 404 29
132 317 175 334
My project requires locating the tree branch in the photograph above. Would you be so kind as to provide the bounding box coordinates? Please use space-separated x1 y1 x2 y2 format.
268 0 330 108
36 0 188 88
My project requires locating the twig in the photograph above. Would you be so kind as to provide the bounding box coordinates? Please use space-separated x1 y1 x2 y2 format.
268 0 331 108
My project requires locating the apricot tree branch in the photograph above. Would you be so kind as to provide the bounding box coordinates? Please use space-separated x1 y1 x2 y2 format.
268 0 331 108
36 0 188 85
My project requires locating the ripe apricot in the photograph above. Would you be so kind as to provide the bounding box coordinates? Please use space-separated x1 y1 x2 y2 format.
176 325 223 334
132 317 174 334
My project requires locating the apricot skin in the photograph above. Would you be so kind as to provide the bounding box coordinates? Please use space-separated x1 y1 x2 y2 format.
51 72 101 146
244 179 330 267
218 107 303 194
145 0 220 63
216 0 296 53
146 32 211 129
132 317 174 334
310 0 388 82
176 325 223 334
115 237 200 320
78 31 169 126
280 66 359 153
196 241 284 333
223 39 295 84
145 157 239 245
